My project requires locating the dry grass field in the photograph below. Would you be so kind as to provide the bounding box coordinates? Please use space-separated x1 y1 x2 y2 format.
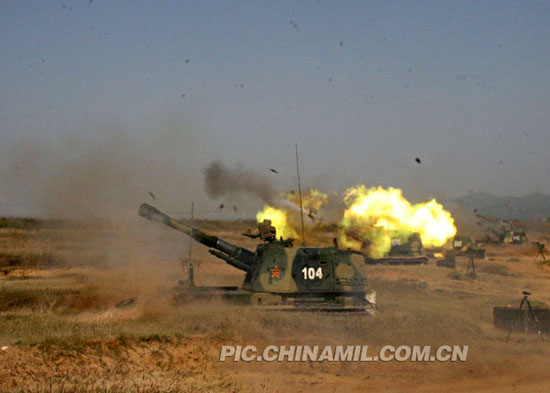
1 217 550 392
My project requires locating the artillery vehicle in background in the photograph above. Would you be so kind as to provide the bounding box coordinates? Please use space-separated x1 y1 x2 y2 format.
363 233 429 265
450 235 486 259
476 214 527 245
435 235 486 269
138 203 375 312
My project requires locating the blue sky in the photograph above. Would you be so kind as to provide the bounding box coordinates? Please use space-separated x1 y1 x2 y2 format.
1 1 549 217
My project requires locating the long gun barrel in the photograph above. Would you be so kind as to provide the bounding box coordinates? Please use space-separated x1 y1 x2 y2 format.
138 203 255 272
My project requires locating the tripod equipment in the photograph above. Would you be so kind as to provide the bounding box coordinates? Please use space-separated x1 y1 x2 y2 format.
506 291 545 342
465 256 476 278
534 242 547 263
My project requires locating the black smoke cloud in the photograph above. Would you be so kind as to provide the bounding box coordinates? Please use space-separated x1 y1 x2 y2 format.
203 160 277 205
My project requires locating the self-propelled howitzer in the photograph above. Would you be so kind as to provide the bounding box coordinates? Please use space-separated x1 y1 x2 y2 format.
138 203 375 312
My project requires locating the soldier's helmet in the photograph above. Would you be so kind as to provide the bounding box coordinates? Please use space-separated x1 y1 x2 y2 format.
258 219 276 241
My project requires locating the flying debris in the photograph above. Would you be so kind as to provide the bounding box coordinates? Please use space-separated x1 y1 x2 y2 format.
115 297 136 309
269 168 279 174
233 205 238 212
415 157 422 164
219 204 225 210
289 20 299 31
148 192 156 200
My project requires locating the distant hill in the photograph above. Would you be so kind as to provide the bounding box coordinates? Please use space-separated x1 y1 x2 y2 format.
451 192 550 221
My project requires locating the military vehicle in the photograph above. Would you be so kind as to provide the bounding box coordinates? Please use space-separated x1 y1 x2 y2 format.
435 235 486 270
364 233 428 265
450 235 485 259
138 203 375 312
476 214 527 244
503 231 528 244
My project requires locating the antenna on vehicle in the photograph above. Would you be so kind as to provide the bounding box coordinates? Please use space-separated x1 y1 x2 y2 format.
295 143 306 246
186 202 195 285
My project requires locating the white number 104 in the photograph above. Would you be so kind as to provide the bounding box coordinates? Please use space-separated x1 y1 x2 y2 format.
301 267 323 280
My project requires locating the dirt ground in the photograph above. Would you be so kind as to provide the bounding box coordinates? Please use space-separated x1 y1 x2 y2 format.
1 218 550 392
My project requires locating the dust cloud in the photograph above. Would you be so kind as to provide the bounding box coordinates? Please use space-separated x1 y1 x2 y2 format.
0 125 206 312
0 129 204 220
